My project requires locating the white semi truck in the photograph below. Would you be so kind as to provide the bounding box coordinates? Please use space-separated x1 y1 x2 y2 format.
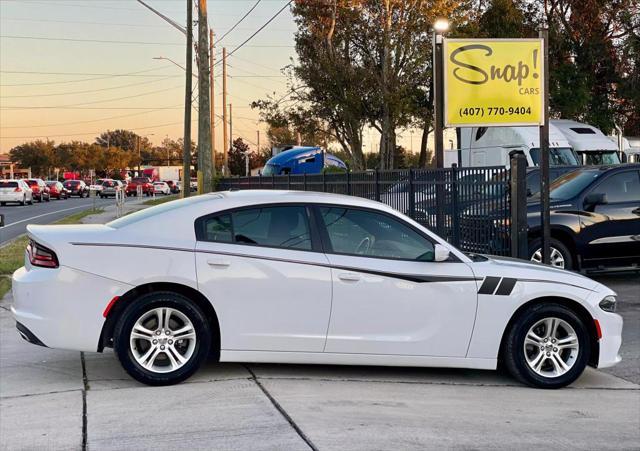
551 119 621 165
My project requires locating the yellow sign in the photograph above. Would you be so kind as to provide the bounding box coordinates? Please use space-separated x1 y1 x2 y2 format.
444 39 543 127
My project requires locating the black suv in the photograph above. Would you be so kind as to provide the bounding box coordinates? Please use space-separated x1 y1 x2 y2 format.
63 180 90 198
526 164 640 272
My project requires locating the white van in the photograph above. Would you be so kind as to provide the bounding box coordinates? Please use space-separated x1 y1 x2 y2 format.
551 119 621 165
455 123 579 168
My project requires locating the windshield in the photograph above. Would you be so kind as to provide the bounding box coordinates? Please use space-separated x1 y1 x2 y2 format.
132 177 149 184
578 151 621 165
262 163 279 176
529 147 580 166
531 169 601 202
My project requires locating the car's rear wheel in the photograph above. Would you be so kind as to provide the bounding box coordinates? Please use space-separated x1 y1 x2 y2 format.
20 196 26 206
503 303 590 389
528 238 573 270
114 292 211 386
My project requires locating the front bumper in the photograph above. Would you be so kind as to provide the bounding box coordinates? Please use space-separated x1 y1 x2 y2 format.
12 265 132 352
595 309 623 368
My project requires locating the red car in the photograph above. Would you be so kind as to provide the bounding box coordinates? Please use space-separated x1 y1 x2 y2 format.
25 179 50 202
45 181 69 200
126 177 154 197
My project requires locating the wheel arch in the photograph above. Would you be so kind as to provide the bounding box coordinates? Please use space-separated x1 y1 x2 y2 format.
498 296 599 368
98 282 220 360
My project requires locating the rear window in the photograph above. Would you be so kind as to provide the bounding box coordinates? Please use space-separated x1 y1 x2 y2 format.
65 181 80 186
132 177 150 184
0 181 18 188
25 180 38 186
107 194 221 229
46 181 57 186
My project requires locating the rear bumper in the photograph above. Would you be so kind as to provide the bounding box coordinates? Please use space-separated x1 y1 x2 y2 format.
0 193 24 202
11 265 132 352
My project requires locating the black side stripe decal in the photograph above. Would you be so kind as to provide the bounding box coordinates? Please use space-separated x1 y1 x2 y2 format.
478 276 501 294
495 277 517 296
70 242 480 284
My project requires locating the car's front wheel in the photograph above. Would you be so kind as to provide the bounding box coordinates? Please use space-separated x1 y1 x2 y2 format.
503 303 590 389
114 292 212 386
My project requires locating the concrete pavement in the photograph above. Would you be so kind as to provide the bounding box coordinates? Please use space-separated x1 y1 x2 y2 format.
1 203 638 450
1 290 638 450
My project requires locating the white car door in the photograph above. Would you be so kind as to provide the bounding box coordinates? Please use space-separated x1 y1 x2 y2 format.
195 204 332 353
316 206 479 357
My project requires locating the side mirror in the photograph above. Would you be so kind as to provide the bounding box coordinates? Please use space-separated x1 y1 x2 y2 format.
584 192 608 209
434 244 451 262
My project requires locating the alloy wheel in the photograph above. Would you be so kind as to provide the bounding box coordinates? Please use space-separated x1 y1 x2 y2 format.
129 307 197 373
523 317 579 378
530 247 565 268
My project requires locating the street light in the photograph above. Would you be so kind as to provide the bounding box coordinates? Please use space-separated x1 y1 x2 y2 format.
153 56 197 78
434 18 450 33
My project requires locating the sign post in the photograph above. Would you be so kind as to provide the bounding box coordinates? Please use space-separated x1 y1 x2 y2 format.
538 28 550 264
440 36 547 260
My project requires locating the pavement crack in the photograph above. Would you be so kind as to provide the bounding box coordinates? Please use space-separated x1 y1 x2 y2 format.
244 365 318 451
80 352 89 451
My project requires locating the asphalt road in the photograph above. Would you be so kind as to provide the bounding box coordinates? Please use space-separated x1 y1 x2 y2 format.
0 195 116 244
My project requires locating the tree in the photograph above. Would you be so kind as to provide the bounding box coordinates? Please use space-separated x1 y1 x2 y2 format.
9 140 54 176
95 129 150 152
228 138 251 176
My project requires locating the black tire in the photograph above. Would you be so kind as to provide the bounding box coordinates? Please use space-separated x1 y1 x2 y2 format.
45 195 50 202
114 292 212 386
0 202 4 206
528 237 574 270
503 303 590 389
20 196 26 206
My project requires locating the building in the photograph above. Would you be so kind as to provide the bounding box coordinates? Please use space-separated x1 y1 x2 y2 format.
0 153 31 179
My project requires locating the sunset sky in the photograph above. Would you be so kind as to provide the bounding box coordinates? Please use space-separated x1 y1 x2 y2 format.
0 0 421 156
0 0 300 154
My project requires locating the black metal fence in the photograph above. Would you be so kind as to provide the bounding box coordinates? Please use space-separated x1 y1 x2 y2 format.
218 165 513 256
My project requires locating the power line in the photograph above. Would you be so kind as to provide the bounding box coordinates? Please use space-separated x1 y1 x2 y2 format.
0 67 179 87
0 17 170 28
0 76 177 98
216 0 261 43
0 106 184 110
0 104 183 129
0 35 294 47
2 84 184 109
215 0 294 65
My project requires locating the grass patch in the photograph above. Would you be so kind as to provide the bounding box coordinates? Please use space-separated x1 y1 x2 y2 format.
0 207 103 300
0 276 11 300
54 207 103 225
142 195 178 206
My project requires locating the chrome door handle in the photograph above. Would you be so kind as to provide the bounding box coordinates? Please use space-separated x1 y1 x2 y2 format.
207 258 230 268
338 272 361 282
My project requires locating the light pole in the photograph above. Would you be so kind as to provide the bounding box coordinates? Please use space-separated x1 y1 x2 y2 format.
433 18 449 237
153 56 197 78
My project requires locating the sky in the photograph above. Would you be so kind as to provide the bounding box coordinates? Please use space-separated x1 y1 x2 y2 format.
0 0 299 154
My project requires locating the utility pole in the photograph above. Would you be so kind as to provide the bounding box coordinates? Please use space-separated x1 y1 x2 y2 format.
182 0 192 198
209 29 216 176
197 0 213 193
229 103 233 154
222 47 229 175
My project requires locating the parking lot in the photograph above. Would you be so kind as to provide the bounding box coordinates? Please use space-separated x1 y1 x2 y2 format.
1 273 637 450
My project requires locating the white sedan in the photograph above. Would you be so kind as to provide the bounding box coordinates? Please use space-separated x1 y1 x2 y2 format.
153 181 171 195
0 179 34 206
12 191 622 387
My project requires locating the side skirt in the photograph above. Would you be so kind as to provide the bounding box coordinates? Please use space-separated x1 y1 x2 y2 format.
220 350 497 370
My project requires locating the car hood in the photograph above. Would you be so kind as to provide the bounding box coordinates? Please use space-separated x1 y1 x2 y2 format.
470 254 602 292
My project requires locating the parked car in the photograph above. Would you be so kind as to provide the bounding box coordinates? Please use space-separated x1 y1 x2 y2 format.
153 181 171 195
25 179 50 202
126 177 154 197
0 179 34 206
89 179 108 194
12 191 622 389
46 181 69 200
100 180 124 198
165 180 181 194
525 164 640 272
63 180 90 198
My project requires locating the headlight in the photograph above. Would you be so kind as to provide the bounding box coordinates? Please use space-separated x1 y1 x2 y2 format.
599 295 617 313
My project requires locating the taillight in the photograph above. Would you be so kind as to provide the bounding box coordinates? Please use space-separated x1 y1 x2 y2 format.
14 187 22 192
27 240 59 268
